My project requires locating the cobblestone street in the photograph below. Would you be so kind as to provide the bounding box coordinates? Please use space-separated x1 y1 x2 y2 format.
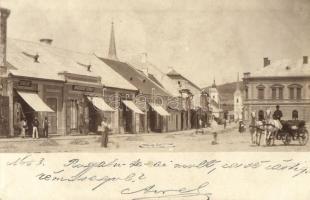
0 125 309 153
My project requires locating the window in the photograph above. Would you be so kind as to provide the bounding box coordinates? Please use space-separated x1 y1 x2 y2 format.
271 84 284 100
257 84 265 100
258 110 264 121
297 88 301 99
245 87 248 100
279 88 283 99
288 84 302 100
271 88 277 99
289 88 294 99
292 110 298 120
258 88 264 99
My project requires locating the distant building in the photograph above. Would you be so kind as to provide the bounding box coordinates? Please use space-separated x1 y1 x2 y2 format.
207 80 222 118
233 73 243 121
243 56 310 122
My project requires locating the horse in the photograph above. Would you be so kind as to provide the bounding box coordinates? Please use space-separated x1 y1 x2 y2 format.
249 111 265 145
264 109 282 146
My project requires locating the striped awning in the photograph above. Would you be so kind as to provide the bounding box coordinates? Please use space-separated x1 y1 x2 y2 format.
123 100 144 114
17 91 54 112
149 103 170 116
87 96 115 112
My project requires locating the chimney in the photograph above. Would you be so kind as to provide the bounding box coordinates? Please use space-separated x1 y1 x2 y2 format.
263 57 270 67
141 52 148 76
0 8 10 75
303 56 308 64
39 38 53 45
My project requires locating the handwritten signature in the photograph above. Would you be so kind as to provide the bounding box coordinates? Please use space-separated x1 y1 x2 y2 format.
121 181 211 200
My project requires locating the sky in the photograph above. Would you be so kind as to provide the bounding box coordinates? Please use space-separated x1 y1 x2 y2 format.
1 0 310 87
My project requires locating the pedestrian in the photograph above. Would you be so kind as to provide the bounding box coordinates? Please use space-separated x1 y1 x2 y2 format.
223 119 227 129
42 117 49 138
32 117 39 139
100 117 110 148
20 118 27 138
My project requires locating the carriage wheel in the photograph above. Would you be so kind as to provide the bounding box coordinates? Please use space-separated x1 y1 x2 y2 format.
299 129 309 146
282 133 291 146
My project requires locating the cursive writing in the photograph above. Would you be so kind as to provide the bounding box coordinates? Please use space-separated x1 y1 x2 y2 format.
121 181 212 200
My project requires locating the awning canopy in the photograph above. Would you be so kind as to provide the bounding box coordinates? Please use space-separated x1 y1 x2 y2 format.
123 100 144 114
87 96 115 112
17 91 54 112
149 103 170 116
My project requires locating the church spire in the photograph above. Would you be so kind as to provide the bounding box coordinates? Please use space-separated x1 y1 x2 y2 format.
108 21 118 60
211 78 216 88
236 72 240 91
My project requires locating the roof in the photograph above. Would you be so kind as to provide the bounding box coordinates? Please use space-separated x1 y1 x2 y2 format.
6 38 137 91
166 68 201 91
249 59 310 78
129 59 181 97
98 57 172 97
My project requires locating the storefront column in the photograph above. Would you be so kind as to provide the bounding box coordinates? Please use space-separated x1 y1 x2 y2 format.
7 79 13 137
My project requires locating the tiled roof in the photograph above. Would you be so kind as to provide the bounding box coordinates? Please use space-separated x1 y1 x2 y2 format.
6 38 137 91
250 59 310 78
98 57 172 97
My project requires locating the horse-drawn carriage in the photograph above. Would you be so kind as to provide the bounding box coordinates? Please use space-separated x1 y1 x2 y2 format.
249 110 309 146
270 120 309 146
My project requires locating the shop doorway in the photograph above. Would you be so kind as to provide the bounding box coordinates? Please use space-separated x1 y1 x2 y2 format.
69 100 78 131
46 98 57 134
0 96 9 137
123 104 133 133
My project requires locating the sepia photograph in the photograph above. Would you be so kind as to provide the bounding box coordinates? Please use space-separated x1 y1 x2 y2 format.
2 1 310 200
0 0 310 153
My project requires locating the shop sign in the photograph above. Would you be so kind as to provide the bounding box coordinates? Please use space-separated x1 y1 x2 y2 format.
72 85 95 92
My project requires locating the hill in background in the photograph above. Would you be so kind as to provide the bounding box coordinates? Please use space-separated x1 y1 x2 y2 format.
204 81 244 111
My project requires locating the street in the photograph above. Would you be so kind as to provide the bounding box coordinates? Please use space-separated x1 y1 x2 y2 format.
0 125 309 153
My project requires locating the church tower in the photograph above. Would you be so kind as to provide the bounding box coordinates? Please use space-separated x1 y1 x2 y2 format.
108 22 118 60
234 73 243 121
210 79 219 104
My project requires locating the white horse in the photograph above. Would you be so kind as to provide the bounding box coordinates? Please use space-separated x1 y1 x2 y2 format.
249 111 265 145
264 109 282 146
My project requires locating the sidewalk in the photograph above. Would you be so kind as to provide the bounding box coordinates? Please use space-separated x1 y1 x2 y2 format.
0 123 238 143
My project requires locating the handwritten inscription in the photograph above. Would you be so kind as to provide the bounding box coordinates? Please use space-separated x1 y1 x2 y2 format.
5 155 310 199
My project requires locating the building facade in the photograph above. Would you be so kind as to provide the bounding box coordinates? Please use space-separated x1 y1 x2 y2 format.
243 56 310 122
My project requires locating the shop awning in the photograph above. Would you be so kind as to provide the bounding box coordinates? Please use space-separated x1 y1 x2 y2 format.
123 100 144 114
17 91 54 112
87 97 115 112
149 103 170 116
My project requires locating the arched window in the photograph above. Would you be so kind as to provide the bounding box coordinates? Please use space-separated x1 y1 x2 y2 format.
258 110 264 121
236 98 239 103
292 110 298 120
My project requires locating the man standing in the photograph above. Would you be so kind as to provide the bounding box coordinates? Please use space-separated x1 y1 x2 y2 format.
100 117 110 148
273 105 283 120
42 117 49 138
32 117 40 139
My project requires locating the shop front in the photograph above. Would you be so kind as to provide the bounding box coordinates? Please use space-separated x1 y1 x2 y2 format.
12 78 57 137
148 103 170 132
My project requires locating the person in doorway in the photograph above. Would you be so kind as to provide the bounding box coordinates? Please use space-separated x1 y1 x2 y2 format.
100 117 110 148
32 117 40 139
20 118 27 138
42 117 49 138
